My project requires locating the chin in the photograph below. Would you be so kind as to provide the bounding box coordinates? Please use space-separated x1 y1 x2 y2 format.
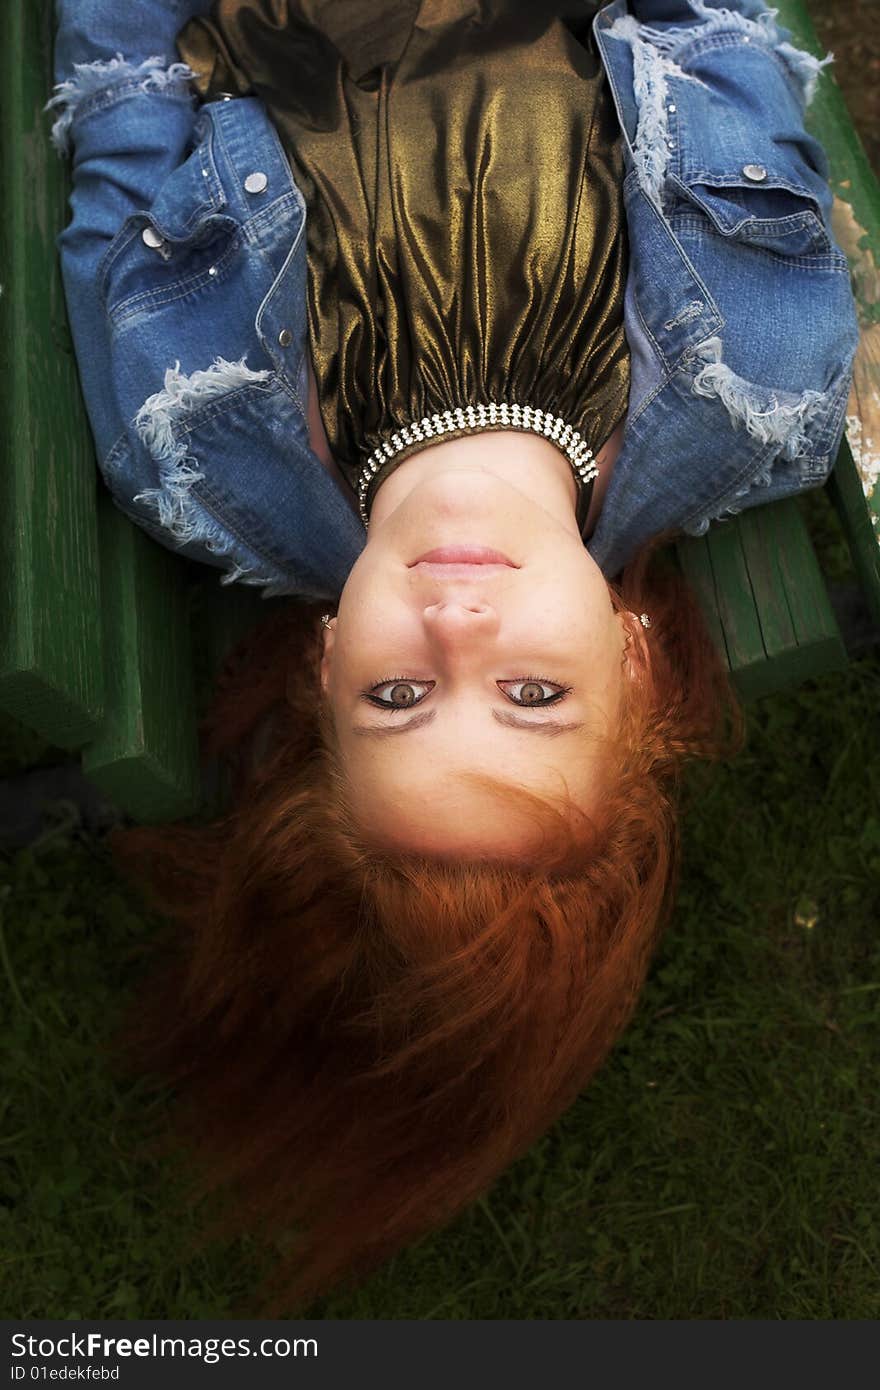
415 470 513 505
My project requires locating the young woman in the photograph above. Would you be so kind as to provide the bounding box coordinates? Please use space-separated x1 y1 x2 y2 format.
50 0 857 1309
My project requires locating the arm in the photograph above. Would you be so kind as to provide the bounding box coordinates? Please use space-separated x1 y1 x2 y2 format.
49 1 213 462
49 1 366 600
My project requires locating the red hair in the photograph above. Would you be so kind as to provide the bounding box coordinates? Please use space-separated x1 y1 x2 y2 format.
108 540 743 1312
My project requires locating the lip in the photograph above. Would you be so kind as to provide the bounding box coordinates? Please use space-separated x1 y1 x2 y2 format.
409 546 518 567
410 562 513 581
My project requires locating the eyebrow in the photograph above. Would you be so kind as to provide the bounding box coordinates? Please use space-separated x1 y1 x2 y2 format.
350 709 586 738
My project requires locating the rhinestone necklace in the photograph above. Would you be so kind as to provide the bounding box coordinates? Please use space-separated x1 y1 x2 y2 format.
355 400 598 527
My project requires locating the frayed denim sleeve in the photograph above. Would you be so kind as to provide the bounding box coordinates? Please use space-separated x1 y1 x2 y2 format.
606 1 832 212
52 0 215 84
48 3 222 150
47 4 214 468
48 2 217 255
46 54 195 156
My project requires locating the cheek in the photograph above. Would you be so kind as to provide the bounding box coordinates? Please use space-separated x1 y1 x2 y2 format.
336 563 401 637
600 654 626 729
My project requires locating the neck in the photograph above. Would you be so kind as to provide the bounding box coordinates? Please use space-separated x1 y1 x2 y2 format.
369 418 625 536
583 418 625 537
369 429 582 533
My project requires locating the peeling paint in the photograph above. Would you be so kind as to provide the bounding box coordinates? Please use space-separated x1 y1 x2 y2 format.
832 195 880 327
830 195 880 545
845 412 880 506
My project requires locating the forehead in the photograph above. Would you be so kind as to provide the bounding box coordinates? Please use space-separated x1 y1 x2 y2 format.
341 738 607 853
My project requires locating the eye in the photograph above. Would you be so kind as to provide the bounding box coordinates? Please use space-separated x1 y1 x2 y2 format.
499 678 570 706
363 678 436 710
497 678 571 707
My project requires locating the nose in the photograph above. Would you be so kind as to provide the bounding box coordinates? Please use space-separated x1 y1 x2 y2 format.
422 600 500 647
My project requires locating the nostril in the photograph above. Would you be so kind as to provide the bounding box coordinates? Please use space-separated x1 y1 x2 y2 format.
424 601 497 623
439 604 490 617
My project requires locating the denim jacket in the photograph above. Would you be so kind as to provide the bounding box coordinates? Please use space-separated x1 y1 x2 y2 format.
51 0 858 599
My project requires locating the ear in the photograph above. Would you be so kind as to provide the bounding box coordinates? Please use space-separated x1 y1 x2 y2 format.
319 618 337 695
621 610 654 688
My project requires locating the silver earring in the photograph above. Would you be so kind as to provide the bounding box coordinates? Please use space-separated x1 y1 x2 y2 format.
320 614 333 630
639 613 651 629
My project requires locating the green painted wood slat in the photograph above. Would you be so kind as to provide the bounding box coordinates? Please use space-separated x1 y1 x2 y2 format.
677 498 848 703
0 0 104 747
0 0 204 822
80 491 203 823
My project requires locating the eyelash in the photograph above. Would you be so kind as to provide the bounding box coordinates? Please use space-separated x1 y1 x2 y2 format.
362 675 572 711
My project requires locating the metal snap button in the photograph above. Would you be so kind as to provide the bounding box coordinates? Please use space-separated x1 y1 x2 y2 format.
244 171 268 195
278 328 293 347
742 163 768 182
217 92 235 101
141 226 165 250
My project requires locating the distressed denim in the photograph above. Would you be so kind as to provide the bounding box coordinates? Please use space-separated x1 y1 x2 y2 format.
50 0 858 593
586 0 858 574
51 0 366 601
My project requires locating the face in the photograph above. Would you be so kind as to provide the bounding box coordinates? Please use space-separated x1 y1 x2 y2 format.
321 460 634 857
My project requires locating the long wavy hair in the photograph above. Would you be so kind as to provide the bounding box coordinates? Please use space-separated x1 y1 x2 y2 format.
107 538 743 1312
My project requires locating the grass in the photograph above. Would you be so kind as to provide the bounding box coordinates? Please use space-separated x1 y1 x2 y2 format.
1 521 878 1316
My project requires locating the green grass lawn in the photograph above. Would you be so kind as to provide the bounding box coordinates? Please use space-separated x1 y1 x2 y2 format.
2 485 878 1319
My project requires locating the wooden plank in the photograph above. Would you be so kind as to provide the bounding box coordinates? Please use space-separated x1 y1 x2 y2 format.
679 502 846 702
736 497 844 674
80 491 202 823
826 440 880 626
675 533 728 667
0 0 204 824
773 500 847 649
0 0 104 747
703 521 767 675
754 499 847 688
735 506 797 659
680 519 777 703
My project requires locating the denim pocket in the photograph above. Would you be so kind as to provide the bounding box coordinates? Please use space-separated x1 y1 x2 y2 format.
97 119 241 324
100 210 243 326
671 171 837 259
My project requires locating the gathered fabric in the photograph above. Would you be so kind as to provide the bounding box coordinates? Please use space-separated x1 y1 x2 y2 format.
178 0 631 525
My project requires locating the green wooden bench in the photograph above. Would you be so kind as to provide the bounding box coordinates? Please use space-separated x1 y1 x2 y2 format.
1 0 878 825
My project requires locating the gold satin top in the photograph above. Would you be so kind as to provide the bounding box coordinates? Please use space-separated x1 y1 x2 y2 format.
179 0 631 529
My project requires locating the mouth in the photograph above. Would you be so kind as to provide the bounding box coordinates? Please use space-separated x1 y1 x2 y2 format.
408 546 518 567
410 562 513 581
